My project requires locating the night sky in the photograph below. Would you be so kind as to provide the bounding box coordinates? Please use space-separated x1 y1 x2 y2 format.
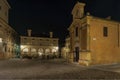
7 0 120 45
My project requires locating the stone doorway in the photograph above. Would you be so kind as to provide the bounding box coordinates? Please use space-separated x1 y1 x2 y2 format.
74 47 79 62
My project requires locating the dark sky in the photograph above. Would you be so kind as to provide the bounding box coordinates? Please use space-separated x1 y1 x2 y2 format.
7 0 120 45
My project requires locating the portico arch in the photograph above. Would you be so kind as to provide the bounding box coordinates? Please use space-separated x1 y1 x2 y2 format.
38 48 44 56
52 48 57 53
23 48 29 54
74 42 80 62
45 48 50 54
31 48 37 54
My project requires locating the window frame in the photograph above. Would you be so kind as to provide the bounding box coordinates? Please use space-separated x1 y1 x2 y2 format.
103 27 108 37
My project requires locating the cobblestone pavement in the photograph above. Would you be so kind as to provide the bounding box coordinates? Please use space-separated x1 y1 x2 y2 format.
0 59 120 80
88 63 120 73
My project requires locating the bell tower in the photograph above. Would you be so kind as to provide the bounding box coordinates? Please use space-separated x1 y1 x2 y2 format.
72 2 86 19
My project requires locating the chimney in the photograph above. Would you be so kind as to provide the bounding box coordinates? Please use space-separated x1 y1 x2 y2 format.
27 29 32 37
49 32 53 38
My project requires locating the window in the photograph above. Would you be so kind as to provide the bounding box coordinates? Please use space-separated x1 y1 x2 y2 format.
103 27 108 37
75 27 78 37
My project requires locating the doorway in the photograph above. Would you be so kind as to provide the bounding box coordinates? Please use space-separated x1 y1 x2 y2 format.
74 47 79 62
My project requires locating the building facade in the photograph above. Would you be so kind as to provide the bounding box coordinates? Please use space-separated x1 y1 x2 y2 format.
0 0 20 59
68 2 120 66
21 30 59 59
61 37 70 60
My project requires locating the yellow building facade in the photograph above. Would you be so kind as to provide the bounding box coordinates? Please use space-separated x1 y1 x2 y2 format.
0 0 20 59
68 2 120 66
21 30 59 59
61 37 70 60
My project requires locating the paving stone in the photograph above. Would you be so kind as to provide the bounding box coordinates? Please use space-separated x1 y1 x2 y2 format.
0 59 120 79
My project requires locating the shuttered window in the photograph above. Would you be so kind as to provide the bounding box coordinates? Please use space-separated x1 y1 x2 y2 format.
103 27 108 37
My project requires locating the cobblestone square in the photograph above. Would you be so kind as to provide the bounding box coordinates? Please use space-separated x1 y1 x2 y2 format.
0 59 120 80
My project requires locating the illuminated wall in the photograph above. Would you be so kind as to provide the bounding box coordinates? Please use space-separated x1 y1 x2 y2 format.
68 2 120 66
0 0 10 23
20 30 59 58
61 37 70 60
0 0 20 59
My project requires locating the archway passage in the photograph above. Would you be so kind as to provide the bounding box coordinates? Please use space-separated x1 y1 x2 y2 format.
31 48 38 58
31 48 37 54
45 48 50 54
23 48 29 54
52 48 57 53
38 48 44 56
74 47 79 62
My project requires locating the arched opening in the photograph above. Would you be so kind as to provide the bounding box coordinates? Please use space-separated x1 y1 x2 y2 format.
31 48 37 54
74 43 79 62
38 48 44 56
23 48 29 54
52 48 57 53
45 48 50 54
